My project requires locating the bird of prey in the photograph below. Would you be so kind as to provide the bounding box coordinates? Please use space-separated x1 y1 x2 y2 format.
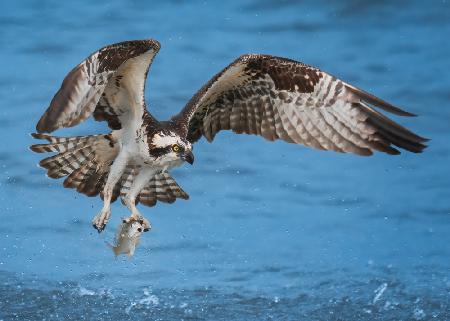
31 39 427 233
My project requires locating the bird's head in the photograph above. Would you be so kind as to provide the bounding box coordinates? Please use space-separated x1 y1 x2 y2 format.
148 130 194 167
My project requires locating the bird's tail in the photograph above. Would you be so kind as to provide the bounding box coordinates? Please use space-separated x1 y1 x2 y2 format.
30 132 119 198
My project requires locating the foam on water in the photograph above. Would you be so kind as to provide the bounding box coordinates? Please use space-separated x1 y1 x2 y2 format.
372 283 388 304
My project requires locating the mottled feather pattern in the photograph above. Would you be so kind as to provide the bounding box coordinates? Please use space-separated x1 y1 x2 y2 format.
95 40 160 74
245 55 321 92
175 54 427 155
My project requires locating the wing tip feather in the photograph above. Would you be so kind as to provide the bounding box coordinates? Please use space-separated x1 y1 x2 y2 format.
345 84 416 117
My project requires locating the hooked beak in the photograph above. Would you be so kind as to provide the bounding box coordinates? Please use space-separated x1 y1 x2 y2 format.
182 150 194 165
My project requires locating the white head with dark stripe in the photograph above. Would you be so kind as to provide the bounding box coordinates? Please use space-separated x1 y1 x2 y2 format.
147 129 194 168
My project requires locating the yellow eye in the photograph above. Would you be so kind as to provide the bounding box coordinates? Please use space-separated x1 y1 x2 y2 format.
172 144 180 152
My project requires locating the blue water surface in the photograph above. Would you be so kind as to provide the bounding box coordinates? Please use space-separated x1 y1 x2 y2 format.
0 1 449 320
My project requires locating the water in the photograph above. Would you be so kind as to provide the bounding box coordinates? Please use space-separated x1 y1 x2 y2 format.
1 1 449 320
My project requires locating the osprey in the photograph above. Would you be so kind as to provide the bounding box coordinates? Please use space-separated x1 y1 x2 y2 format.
31 39 427 232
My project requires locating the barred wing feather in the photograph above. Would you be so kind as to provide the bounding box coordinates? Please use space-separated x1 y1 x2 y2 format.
174 54 427 155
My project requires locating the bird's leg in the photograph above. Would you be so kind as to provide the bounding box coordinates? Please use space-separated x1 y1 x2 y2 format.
122 167 157 232
92 151 128 232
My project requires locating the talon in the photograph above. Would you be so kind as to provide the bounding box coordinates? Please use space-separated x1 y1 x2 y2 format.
92 223 104 233
92 208 111 233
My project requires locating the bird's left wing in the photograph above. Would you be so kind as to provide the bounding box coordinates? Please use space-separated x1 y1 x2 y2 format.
36 39 160 133
173 55 427 155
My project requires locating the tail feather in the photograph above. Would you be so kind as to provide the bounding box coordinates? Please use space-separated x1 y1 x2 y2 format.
138 172 189 207
118 167 189 207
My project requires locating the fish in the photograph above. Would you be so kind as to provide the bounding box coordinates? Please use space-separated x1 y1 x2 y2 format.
108 219 144 257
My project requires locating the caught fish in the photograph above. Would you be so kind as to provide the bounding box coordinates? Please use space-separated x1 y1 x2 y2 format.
108 219 144 257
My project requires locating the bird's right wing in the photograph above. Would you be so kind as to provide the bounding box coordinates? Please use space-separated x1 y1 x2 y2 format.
36 39 161 133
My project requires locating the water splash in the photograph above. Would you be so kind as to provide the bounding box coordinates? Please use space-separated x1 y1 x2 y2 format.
372 283 388 304
125 287 160 315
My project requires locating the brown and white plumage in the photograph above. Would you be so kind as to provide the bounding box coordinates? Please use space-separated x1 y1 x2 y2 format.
173 55 427 155
32 39 194 232
31 39 427 234
36 39 161 133
31 133 188 205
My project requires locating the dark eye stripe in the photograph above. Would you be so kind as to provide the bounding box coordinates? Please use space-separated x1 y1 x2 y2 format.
149 146 172 158
150 144 186 158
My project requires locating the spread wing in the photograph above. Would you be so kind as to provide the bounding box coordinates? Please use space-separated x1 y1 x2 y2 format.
36 39 161 133
173 55 427 155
